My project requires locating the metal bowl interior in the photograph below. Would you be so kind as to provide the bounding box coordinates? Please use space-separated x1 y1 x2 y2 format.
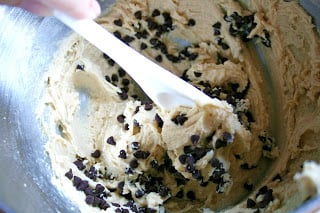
0 1 319 212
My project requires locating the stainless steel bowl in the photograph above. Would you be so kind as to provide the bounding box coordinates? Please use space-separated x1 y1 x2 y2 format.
0 1 319 212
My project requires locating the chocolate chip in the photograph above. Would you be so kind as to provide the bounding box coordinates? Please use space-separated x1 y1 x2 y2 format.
155 113 164 128
190 134 200 145
118 68 126 77
108 58 115 66
192 169 201 180
194 71 202 78
118 181 125 191
247 198 256 208
240 163 257 170
124 123 129 131
134 11 142 20
215 139 227 149
130 159 139 169
244 182 254 191
106 136 116 145
146 18 159 31
76 64 85 71
91 150 101 158
186 191 196 200
212 21 222 29
125 167 134 175
95 184 105 194
152 9 161 17
175 190 184 198
179 154 187 164
222 132 233 142
135 189 145 198
122 35 135 44
117 91 128 100
217 53 228 64
85 165 98 180
73 159 85 170
119 150 127 159
133 151 150 159
140 42 148 50
112 202 121 207
272 174 282 182
144 102 153 111
166 54 180 63
86 195 95 205
105 75 111 82
187 19 196 26
65 169 73 179
113 30 122 39
117 114 126 123
171 113 188 125
159 185 169 197
210 158 222 168
77 180 89 191
155 55 162 62
113 19 123 26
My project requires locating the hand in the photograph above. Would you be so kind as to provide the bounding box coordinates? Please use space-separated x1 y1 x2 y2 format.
0 0 101 19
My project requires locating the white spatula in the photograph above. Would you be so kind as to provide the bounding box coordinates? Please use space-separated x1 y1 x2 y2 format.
53 10 227 110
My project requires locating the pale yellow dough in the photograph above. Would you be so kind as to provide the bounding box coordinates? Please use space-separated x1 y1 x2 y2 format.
40 0 320 212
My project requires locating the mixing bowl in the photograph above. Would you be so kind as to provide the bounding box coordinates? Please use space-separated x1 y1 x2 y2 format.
0 1 319 212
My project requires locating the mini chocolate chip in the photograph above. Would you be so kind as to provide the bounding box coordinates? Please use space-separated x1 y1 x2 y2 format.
113 19 123 26
134 11 142 20
187 18 196 26
118 181 125 191
175 190 184 198
221 42 230 50
133 151 150 159
179 154 187 164
91 150 101 158
111 74 119 82
117 91 128 100
122 35 135 44
244 182 254 191
192 169 201 180
85 187 93 195
105 75 111 82
76 64 85 71
155 55 163 62
215 139 227 149
108 58 115 66
77 180 89 191
73 159 85 170
190 134 200 145
152 9 161 17
124 123 129 131
247 198 256 208
222 132 233 142
86 195 95 205
117 114 126 123
130 142 140 151
119 150 127 159
210 159 221 170
118 68 126 77
140 42 148 50
125 167 134 175
122 78 130 86
113 30 122 39
65 169 73 179
171 113 188 125
155 113 164 128
144 102 153 111
159 185 169 197
186 191 196 200
241 163 257 170
212 22 222 29
95 184 105 194
130 159 139 169
194 71 202 77
99 200 110 210
272 174 282 182
135 189 145 198
112 202 121 207
106 136 116 145
151 160 159 169
146 18 158 30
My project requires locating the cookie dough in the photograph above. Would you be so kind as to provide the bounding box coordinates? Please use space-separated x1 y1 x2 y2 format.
39 0 320 212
